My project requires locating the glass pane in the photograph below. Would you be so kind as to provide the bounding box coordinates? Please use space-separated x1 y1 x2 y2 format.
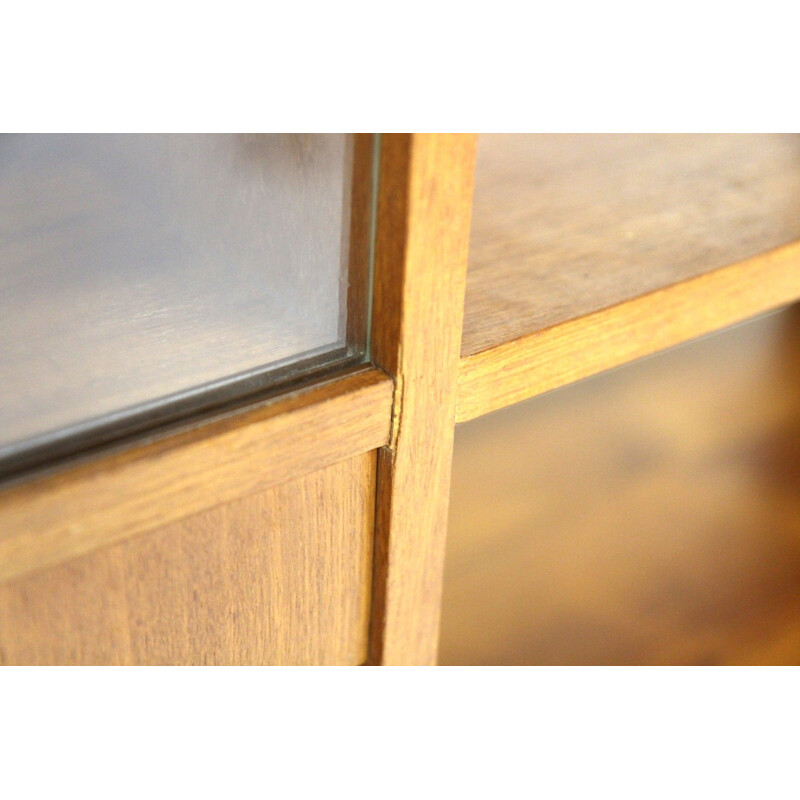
0 133 374 474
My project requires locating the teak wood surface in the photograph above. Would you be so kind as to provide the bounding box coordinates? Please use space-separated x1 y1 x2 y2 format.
0 453 376 666
367 133 477 665
457 133 800 421
457 241 800 421
443 308 800 665
463 133 800 357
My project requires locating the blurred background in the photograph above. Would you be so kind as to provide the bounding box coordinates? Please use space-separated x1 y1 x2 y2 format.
439 305 800 665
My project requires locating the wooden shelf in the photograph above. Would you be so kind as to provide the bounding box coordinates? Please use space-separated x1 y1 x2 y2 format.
444 307 800 665
457 134 800 421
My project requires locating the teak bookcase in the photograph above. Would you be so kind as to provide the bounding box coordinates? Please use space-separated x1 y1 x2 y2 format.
1 133 799 665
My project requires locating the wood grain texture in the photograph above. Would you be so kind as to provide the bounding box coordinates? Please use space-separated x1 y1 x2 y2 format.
367 134 477 665
0 453 376 665
442 307 800 665
457 241 800 421
0 366 392 583
464 133 800 358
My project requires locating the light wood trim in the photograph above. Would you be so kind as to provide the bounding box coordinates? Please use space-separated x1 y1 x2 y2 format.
457 241 800 422
0 366 392 583
367 133 477 665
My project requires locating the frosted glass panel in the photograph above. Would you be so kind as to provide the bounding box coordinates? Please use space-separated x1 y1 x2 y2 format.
0 133 371 473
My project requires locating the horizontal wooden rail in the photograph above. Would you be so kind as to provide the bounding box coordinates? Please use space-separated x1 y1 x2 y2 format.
457 241 800 422
0 366 393 583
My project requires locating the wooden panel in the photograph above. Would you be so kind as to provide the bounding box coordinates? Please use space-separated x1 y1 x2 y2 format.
0 366 392 583
464 133 800 358
457 241 800 421
368 134 477 665
441 307 800 665
0 452 376 666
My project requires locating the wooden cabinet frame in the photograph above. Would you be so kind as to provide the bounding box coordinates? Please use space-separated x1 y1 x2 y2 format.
0 133 477 666
3 133 799 665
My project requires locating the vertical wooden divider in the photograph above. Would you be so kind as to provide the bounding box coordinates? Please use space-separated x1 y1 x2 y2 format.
368 133 477 665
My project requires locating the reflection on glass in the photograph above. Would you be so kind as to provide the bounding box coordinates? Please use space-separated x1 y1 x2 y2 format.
0 133 373 473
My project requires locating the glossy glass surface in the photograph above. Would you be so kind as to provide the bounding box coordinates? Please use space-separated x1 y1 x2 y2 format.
0 133 372 473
